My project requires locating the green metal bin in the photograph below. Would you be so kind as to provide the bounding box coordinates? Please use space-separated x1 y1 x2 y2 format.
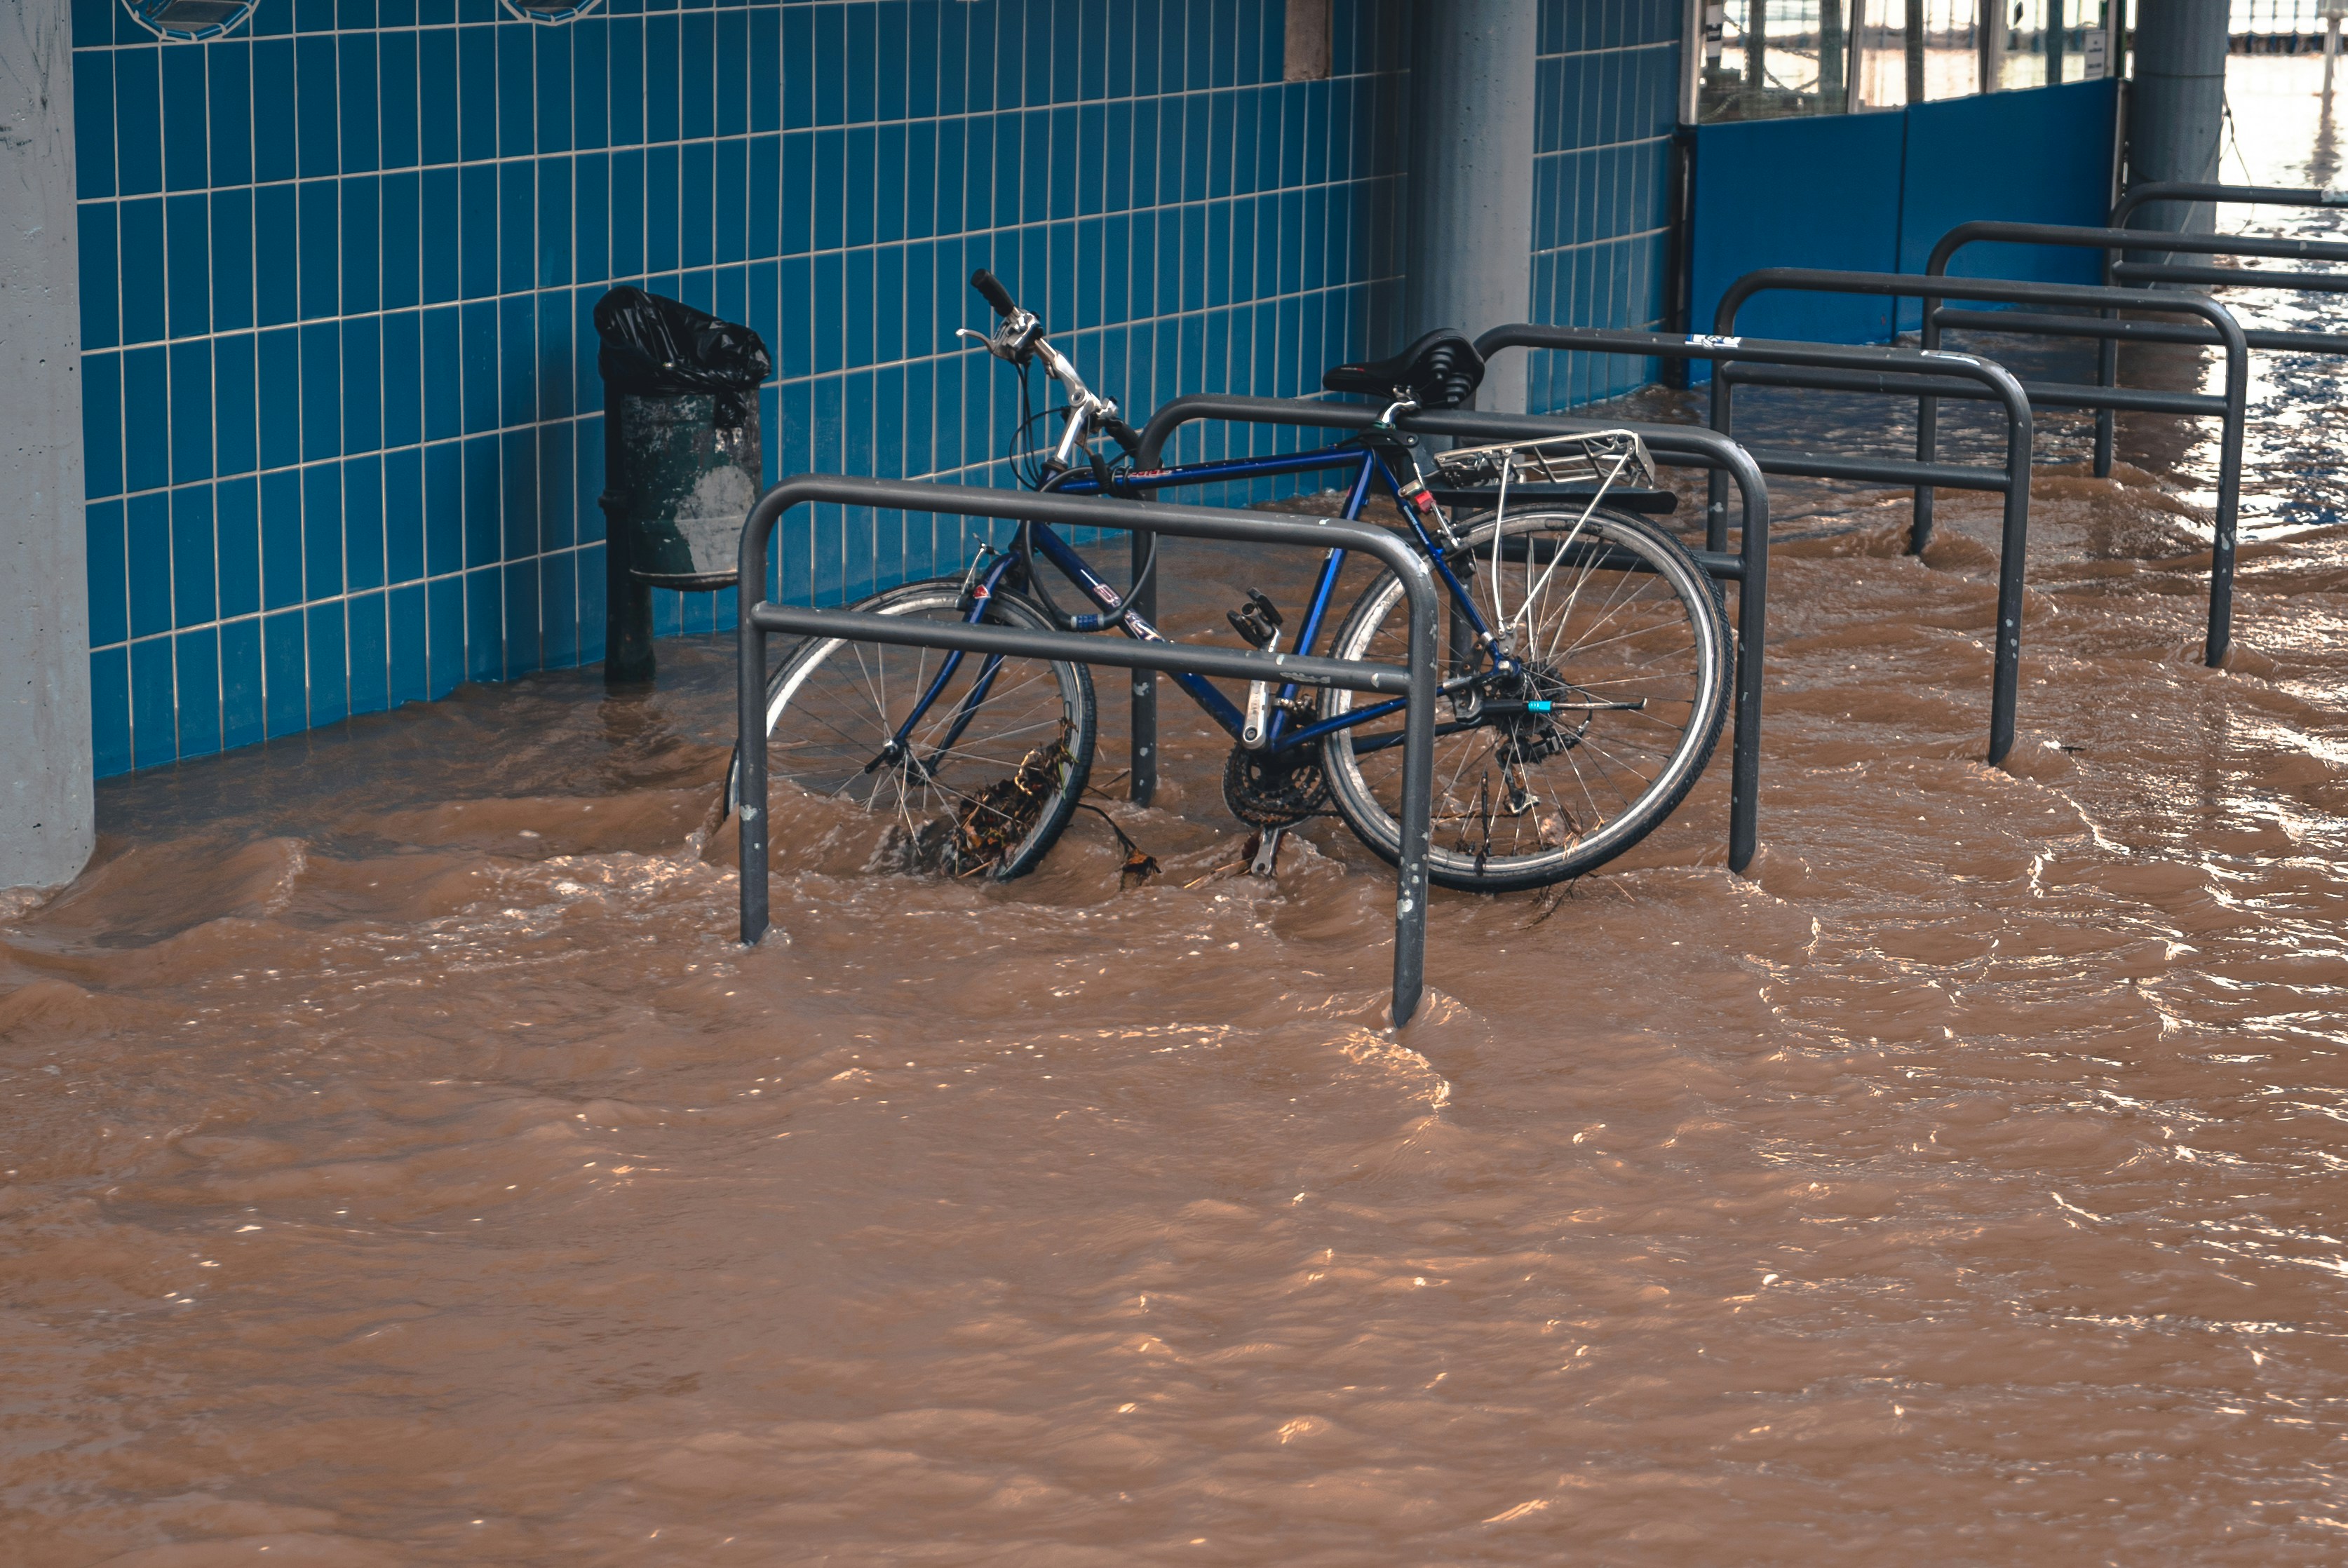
593 288 771 684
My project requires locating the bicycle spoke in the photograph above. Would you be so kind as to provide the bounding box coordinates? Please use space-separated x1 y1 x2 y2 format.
757 588 1090 881
1325 503 1724 888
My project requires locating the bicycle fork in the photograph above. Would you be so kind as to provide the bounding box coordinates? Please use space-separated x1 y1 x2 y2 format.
865 550 1025 785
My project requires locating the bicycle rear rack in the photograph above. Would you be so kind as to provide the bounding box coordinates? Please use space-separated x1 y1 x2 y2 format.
1474 326 2034 764
1715 269 2251 669
1131 398 1772 877
734 475 1443 1027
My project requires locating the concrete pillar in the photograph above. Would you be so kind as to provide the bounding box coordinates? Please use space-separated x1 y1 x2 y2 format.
1404 0 1537 412
2129 0 2231 235
0 0 94 899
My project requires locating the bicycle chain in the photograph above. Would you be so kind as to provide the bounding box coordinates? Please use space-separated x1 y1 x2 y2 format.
1222 745 1334 829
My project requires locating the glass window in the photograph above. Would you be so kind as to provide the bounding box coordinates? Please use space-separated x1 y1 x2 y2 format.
1699 1 1855 119
1849 0 1984 108
1992 0 2118 90
1696 0 2122 123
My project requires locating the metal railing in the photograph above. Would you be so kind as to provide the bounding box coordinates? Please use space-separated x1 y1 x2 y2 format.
1933 208 2344 472
1916 194 2348 674
734 475 1442 1027
1475 324 2036 766
1131 398 1774 875
1713 269 2251 669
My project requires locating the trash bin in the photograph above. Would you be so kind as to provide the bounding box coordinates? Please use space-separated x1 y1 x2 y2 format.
593 287 771 682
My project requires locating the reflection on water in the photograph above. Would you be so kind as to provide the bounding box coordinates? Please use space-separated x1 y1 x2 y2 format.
13 55 2348 1568
2176 53 2348 537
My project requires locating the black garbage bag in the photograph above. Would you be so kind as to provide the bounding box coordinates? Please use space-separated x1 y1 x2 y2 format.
595 287 771 590
593 286 771 423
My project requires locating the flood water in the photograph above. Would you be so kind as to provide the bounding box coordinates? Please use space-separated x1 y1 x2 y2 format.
14 61 2348 1568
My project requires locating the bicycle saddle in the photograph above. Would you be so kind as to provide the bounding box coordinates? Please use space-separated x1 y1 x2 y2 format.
1321 328 1485 409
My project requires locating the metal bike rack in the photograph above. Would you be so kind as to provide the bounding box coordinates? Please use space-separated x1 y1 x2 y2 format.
1474 325 2035 765
1715 269 2251 668
1130 396 1774 875
735 475 1442 1027
2108 179 2348 268
1928 203 2348 473
1930 190 2348 644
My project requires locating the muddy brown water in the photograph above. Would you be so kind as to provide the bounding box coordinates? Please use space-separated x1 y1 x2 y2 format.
15 72 2348 1568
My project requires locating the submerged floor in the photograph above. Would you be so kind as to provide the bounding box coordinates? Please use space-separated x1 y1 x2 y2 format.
13 60 2348 1568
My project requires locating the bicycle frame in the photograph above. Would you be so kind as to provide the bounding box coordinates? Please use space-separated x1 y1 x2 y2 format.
889 435 1504 773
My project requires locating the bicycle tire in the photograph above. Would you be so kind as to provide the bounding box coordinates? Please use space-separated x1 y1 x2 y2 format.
1318 507 1731 893
723 578 1096 881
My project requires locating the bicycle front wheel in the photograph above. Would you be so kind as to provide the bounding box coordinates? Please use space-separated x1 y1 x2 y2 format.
1321 508 1731 893
724 579 1096 881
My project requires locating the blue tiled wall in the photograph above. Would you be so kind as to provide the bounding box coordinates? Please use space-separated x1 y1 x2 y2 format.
75 0 1678 778
1526 0 1680 412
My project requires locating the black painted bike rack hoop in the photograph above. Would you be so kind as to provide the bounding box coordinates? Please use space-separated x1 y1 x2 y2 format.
734 475 1442 1027
2110 179 2348 241
1925 203 2348 391
1129 395 1772 878
1713 268 2251 673
1473 325 2035 766
2103 184 2348 316
1931 191 2348 666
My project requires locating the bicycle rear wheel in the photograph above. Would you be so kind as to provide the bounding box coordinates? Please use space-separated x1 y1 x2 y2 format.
724 579 1095 881
1320 507 1730 893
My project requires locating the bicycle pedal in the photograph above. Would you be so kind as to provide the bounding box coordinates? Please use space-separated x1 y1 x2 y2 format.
1227 607 1275 649
1227 589 1285 651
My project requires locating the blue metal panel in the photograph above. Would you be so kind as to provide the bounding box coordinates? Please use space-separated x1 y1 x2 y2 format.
1692 109 1909 346
1687 79 2121 349
1897 76 2121 283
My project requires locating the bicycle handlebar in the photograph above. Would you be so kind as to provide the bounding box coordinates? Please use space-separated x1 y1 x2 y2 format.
971 269 1018 318
966 266 1143 466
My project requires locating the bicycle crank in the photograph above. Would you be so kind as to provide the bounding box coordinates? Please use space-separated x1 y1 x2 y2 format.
1222 745 1330 829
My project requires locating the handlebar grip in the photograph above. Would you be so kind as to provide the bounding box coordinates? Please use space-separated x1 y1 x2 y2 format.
1102 417 1143 457
971 269 1018 319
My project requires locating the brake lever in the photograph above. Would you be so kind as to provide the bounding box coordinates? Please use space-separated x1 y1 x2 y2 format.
954 315 1041 365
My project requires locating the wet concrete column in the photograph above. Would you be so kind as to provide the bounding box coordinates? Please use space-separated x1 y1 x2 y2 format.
1404 0 1537 412
2129 0 2231 235
0 0 94 898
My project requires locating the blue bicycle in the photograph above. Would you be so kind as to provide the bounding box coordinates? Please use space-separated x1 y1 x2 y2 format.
727 271 1732 894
